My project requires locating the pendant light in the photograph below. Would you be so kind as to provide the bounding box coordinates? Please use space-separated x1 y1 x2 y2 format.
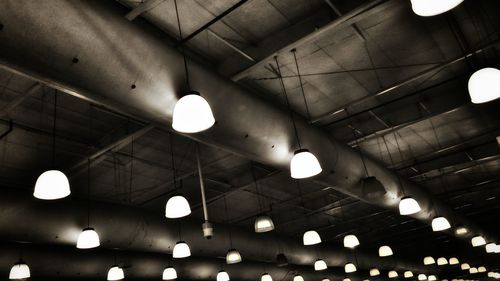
379 245 393 257
469 267 478 274
471 235 486 247
388 271 398 278
478 266 487 273
226 249 242 264
432 216 451 231
437 257 448 265
224 196 242 264
261 273 273 281
423 256 435 265
34 91 71 200
165 134 191 219
322 278 330 281
277 53 322 179
343 278 351 281
107 266 124 281
303 230 321 245
163 266 177 280
173 240 191 258
171 0 214 133
252 166 275 233
369 268 380 276
343 234 360 249
468 68 500 104
314 259 327 271
77 159 100 249
344 262 357 273
461 263 470 270
293 274 304 281
404 271 414 278
217 270 230 281
418 274 427 281
455 226 468 235
449 257 459 265
428 275 437 281
382 134 421 216
410 0 464 16
486 243 496 253
9 260 30 280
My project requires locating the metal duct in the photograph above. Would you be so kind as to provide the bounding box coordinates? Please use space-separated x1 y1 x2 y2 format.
0 190 425 272
0 242 360 281
0 0 493 243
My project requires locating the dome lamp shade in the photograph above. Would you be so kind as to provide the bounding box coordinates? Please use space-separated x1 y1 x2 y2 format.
9 260 30 280
468 68 500 104
485 243 496 253
165 195 191 219
34 170 71 200
478 266 486 273
369 268 380 276
163 266 177 280
77 227 100 249
314 259 327 271
255 215 275 233
343 234 360 248
261 273 273 281
303 230 321 245
461 263 470 270
469 267 478 274
379 245 393 257
418 274 427 281
428 275 437 281
290 149 322 179
107 266 124 281
388 271 398 278
172 241 191 258
399 196 421 215
410 0 464 17
437 257 448 265
423 256 435 265
432 216 451 231
217 271 230 281
293 275 304 281
226 249 242 264
471 235 486 247
172 92 215 133
449 257 459 265
345 263 357 273
404 271 414 278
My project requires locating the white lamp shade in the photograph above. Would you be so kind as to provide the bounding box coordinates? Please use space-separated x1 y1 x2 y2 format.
455 226 468 235
343 234 360 248
165 195 191 219
410 0 464 16
461 263 470 270
399 196 421 215
322 278 330 281
293 275 304 281
471 236 486 247
107 266 124 281
370 268 380 276
173 241 191 258
485 243 496 253
314 259 327 271
495 244 500 253
432 217 451 231
437 257 448 265
254 215 275 233
217 271 230 281
488 272 494 278
9 262 30 279
163 267 177 280
428 275 437 281
226 249 242 264
469 267 478 274
478 266 486 273
418 274 427 280
77 227 100 249
345 263 357 273
303 230 321 245
468 68 500 104
379 245 393 257
172 93 215 133
343 278 351 281
388 271 398 278
261 273 273 281
33 170 71 200
423 256 435 265
404 271 414 278
449 257 459 265
290 149 322 179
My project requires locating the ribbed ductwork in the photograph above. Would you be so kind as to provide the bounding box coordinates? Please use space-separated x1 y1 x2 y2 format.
0 0 493 245
0 191 425 272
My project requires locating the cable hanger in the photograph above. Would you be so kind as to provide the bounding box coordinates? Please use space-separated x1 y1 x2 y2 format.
173 0 191 90
291 49 311 121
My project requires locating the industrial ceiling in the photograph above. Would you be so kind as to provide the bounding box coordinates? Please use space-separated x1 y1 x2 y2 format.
0 0 499 281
